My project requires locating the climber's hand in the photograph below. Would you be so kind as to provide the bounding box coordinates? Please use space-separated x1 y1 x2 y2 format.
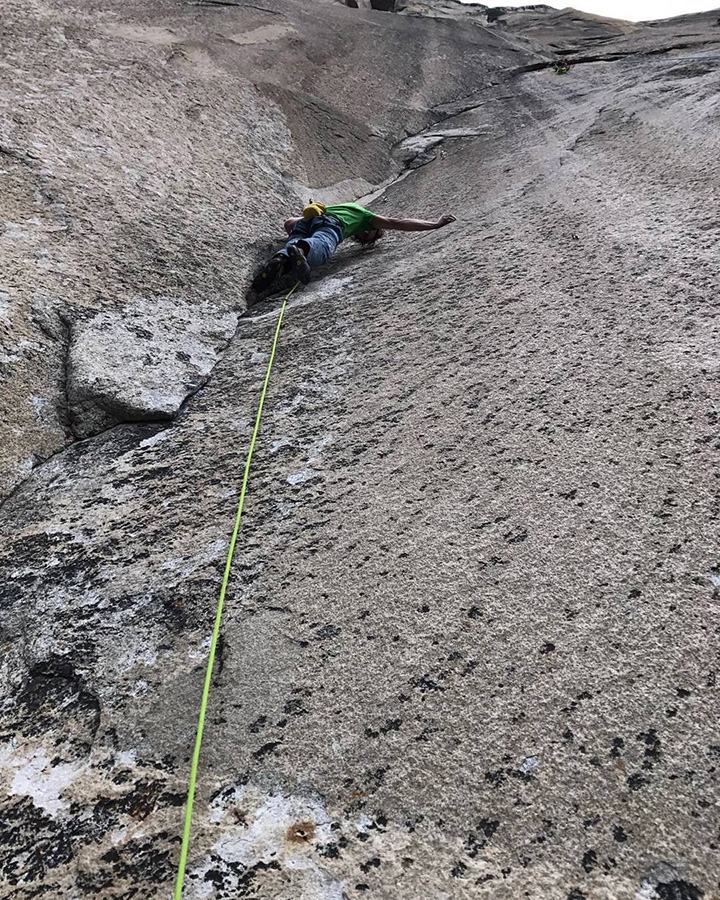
436 214 457 228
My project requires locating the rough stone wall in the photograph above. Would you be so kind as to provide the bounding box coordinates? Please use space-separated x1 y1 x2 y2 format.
1 1 719 898
0 0 540 497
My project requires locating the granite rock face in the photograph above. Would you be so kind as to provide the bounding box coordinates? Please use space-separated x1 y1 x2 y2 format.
67 298 238 439
1 1 719 898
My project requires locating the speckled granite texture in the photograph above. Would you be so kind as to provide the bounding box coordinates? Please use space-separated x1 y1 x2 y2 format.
1 1 719 897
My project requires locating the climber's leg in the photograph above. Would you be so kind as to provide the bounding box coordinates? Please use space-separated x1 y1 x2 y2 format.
283 215 343 271
250 217 314 292
252 215 342 292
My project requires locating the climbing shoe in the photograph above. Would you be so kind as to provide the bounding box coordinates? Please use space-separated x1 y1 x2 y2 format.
287 244 311 285
251 253 286 292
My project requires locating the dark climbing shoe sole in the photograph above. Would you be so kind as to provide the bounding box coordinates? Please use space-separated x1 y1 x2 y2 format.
251 254 285 292
288 244 311 285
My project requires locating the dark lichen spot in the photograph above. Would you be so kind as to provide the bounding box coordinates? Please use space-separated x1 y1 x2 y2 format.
380 718 402 734
478 819 499 838
637 729 662 767
465 819 499 856
613 825 627 842
314 624 341 640
582 849 597 873
283 698 307 716
252 741 281 760
451 861 468 877
627 773 648 791
484 769 506 788
409 674 444 693
540 642 556 654
235 860 281 895
359 856 381 872
364 767 388 791
655 880 704 900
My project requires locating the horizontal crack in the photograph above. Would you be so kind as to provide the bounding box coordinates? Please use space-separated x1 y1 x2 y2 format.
0 419 173 515
191 0 283 14
0 309 244 512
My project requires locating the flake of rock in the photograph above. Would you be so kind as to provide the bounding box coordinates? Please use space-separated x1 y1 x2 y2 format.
67 297 237 438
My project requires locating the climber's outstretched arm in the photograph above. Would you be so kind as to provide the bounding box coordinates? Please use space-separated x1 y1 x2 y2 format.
370 213 456 232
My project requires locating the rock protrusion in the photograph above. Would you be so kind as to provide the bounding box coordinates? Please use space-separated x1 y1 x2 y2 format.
66 297 237 439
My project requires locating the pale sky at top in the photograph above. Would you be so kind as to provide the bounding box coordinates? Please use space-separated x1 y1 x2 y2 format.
459 0 719 23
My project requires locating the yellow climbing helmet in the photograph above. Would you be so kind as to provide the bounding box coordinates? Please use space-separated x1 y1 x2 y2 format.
303 201 327 218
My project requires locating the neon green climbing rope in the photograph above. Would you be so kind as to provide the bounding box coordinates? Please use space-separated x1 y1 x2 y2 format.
174 282 299 899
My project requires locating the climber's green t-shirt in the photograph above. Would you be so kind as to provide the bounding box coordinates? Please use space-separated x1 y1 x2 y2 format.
324 203 376 238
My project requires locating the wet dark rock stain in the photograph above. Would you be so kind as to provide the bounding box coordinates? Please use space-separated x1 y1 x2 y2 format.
252 741 282 760
234 860 281 897
0 798 74 885
655 880 704 900
567 890 587 900
365 718 402 738
359 856 381 872
465 818 500 857
16 657 101 747
409 674 445 693
637 728 662 769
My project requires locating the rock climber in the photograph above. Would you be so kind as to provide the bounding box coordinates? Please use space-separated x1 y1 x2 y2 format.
250 201 457 294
